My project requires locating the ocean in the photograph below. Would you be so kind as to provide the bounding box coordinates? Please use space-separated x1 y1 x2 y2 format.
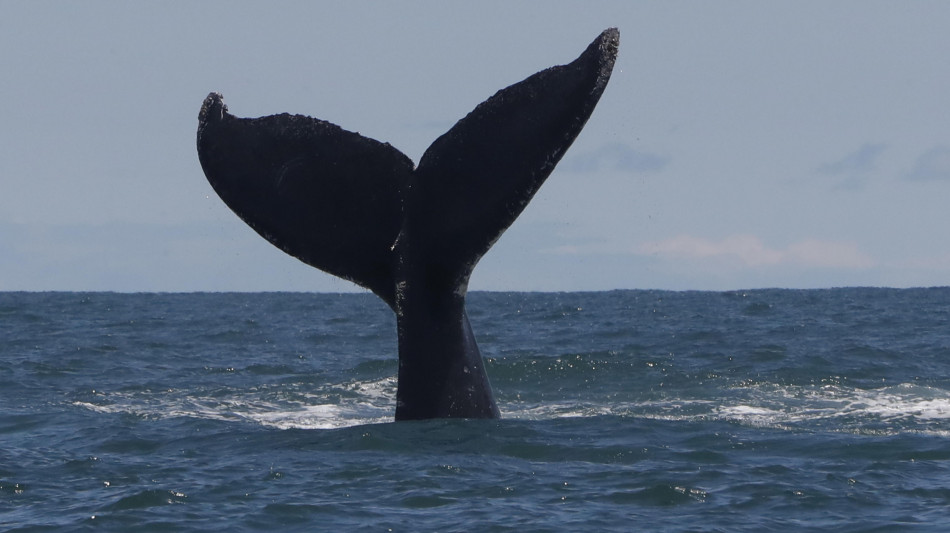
2 288 950 531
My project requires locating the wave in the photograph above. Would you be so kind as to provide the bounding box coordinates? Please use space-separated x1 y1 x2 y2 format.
72 377 398 430
72 377 950 435
711 382 950 435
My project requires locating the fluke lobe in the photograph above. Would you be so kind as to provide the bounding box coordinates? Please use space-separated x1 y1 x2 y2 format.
196 29 619 420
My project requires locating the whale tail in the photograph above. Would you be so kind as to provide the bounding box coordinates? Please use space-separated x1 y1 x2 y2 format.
196 29 619 420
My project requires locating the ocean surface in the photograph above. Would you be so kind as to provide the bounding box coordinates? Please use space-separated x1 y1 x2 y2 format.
2 288 950 531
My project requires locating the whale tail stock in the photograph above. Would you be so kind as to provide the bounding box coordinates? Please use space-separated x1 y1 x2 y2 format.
196 29 619 420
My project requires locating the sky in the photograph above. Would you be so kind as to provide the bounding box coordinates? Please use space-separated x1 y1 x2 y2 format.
2 1 949 292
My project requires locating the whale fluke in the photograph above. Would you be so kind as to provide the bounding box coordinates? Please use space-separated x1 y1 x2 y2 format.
197 28 619 420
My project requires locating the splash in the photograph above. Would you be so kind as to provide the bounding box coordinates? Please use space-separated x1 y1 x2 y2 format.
73 377 397 429
73 380 950 434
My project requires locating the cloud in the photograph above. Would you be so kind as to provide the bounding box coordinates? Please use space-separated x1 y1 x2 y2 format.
898 251 950 270
561 142 670 174
814 143 888 191
818 143 887 175
907 145 950 181
636 235 875 269
0 221 330 291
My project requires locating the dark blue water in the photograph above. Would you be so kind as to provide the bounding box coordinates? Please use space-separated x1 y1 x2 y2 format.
3 289 950 531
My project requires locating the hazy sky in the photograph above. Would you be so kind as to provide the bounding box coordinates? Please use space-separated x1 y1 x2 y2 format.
2 1 949 292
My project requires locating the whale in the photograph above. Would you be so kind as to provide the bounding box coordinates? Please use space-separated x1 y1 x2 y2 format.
196 28 619 420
